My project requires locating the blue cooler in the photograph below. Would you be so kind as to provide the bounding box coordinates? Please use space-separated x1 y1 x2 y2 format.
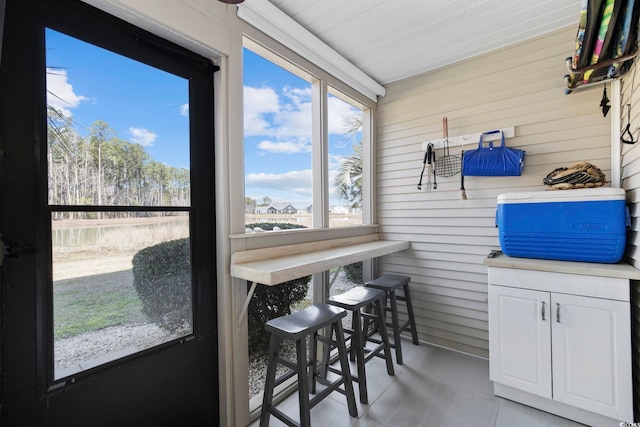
496 188 627 263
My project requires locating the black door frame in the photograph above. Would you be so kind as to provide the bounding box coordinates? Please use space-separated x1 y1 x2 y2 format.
0 0 218 425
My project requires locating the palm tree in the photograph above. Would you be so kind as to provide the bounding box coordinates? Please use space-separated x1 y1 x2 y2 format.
334 116 362 212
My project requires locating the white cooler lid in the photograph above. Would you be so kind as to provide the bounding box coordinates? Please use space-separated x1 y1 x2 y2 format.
497 187 625 204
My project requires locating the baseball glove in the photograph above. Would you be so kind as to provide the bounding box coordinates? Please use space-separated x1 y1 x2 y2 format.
543 162 606 190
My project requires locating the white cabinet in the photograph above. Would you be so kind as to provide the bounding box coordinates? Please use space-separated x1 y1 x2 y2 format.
486 257 638 426
551 293 631 418
489 286 551 399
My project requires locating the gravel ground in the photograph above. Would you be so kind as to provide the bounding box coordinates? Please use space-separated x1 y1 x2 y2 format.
55 322 186 372
55 269 357 399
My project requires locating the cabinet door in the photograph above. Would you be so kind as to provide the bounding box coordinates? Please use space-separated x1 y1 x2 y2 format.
488 285 552 398
552 293 632 421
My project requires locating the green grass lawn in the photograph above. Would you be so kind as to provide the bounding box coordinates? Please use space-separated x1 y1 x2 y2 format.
54 269 146 339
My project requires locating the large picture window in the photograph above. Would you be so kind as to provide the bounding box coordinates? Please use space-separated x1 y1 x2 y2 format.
243 48 313 229
242 41 371 230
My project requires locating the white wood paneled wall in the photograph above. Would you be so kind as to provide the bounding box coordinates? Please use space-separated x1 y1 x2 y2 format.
619 55 640 422
376 27 610 357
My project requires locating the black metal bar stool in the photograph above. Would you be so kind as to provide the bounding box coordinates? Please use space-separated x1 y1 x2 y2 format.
326 286 394 404
364 274 419 365
260 303 358 427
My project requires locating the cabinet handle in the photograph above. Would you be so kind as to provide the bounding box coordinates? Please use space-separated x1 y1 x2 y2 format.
556 303 560 323
541 301 546 320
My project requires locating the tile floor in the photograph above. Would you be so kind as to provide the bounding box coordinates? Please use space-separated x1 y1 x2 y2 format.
250 337 587 427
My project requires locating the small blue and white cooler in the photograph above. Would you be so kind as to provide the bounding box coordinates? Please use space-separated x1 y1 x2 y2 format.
496 187 628 263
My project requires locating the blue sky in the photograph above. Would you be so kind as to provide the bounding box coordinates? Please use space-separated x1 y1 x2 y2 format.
243 49 362 207
46 28 191 168
45 28 361 207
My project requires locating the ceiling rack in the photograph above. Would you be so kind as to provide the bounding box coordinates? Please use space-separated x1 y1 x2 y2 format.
564 49 639 94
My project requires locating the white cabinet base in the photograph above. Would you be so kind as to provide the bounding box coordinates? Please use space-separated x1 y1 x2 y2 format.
485 255 640 427
494 383 625 427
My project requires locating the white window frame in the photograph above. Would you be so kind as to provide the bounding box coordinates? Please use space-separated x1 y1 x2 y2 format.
242 36 375 231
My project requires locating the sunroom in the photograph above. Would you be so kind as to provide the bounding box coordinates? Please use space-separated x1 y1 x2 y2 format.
1 0 639 426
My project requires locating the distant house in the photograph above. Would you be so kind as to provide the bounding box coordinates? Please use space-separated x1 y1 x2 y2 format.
280 205 297 214
330 205 349 214
268 203 297 214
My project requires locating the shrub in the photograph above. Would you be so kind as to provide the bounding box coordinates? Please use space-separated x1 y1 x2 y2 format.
343 262 363 284
132 238 191 330
247 276 311 353
131 223 312 353
246 222 303 231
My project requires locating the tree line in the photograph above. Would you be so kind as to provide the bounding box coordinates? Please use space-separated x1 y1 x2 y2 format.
48 107 190 220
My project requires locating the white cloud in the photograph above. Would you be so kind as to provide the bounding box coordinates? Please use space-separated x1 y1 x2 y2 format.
244 114 272 136
244 86 279 136
276 86 312 138
327 95 361 135
328 153 345 170
257 139 311 154
282 86 310 107
129 127 158 146
244 86 279 115
246 169 312 197
46 68 88 117
180 104 189 116
243 85 312 139
243 84 361 144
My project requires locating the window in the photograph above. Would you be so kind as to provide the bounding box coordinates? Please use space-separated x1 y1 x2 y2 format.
243 40 372 230
328 87 366 227
243 48 313 229
46 28 194 379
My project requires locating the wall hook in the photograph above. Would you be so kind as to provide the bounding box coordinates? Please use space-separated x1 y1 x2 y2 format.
621 104 635 144
600 85 610 117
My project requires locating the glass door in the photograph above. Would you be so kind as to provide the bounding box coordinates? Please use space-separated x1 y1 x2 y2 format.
1 1 218 425
46 28 195 380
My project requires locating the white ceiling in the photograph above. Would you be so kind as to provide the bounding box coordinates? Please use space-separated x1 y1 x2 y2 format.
265 0 582 85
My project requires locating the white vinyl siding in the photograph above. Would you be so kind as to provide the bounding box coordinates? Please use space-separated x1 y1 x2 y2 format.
376 26 611 358
620 57 640 423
